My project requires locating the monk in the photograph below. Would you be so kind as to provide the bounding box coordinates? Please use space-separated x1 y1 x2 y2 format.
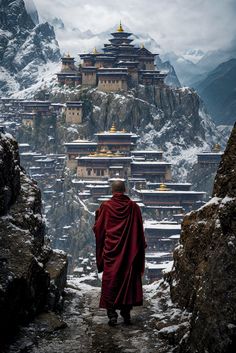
93 180 146 326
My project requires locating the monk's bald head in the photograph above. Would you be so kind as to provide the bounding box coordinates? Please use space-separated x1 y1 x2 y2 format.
112 180 126 194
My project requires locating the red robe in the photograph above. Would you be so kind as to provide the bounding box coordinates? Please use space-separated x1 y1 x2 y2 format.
93 193 146 309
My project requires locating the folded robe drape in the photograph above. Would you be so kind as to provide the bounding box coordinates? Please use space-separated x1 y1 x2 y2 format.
93 193 146 309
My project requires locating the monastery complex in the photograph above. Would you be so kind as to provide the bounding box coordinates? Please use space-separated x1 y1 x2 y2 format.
57 22 167 92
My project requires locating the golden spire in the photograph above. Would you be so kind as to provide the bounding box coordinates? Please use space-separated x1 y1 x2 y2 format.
158 183 168 191
109 122 117 133
141 43 145 49
212 143 221 152
117 21 124 32
92 47 99 55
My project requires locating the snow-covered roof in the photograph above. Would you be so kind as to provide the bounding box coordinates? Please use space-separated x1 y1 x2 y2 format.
35 158 55 163
132 150 163 153
145 252 170 258
64 140 97 146
137 189 205 195
146 205 183 209
19 143 30 147
131 161 171 165
197 152 223 156
95 131 134 136
77 156 132 160
72 179 109 185
109 165 123 169
86 185 110 189
147 182 192 186
144 222 181 230
146 262 170 269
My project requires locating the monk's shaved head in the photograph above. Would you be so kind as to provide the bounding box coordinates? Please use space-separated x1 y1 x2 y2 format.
112 180 126 193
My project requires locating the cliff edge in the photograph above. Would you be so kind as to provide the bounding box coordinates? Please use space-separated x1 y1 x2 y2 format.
0 130 67 344
169 123 236 353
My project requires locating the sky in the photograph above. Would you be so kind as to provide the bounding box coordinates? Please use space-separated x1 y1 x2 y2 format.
32 0 236 55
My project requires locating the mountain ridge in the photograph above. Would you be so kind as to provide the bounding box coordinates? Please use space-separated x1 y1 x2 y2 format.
194 58 236 125
0 0 60 95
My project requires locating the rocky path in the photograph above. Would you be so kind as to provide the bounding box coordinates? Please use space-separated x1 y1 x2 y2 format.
4 278 190 353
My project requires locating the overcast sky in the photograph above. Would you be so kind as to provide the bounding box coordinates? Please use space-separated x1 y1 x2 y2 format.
33 0 236 54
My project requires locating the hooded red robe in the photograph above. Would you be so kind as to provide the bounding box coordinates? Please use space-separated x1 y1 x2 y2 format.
93 193 146 309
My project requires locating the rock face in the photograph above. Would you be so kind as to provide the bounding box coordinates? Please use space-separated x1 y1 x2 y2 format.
169 123 236 353
0 0 60 94
0 131 68 344
155 56 181 88
46 84 224 179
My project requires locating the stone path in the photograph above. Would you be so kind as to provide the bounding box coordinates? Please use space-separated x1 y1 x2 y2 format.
4 279 190 353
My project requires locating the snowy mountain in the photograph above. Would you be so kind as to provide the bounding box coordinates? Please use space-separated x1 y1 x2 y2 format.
195 40 236 73
160 51 204 86
182 49 205 64
0 0 60 96
161 40 236 87
194 59 236 125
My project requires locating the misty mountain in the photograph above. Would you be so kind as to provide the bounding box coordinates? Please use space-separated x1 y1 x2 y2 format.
194 58 236 125
23 0 39 25
182 49 205 64
160 39 236 87
160 51 204 86
196 42 236 73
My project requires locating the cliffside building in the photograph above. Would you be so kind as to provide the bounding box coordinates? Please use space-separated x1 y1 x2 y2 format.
65 101 83 124
64 123 171 182
197 144 223 166
57 22 167 92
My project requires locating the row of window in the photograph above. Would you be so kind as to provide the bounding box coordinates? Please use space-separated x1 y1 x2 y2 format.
67 107 82 111
87 168 105 176
100 80 121 84
67 112 81 116
83 72 95 76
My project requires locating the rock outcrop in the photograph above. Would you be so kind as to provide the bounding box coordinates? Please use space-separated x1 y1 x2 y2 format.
44 84 224 179
0 0 60 95
168 123 236 353
0 131 68 345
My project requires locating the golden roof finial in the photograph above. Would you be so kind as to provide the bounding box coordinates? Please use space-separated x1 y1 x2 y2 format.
158 183 168 191
212 143 221 152
117 21 124 32
141 43 145 49
92 47 99 55
109 122 117 133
